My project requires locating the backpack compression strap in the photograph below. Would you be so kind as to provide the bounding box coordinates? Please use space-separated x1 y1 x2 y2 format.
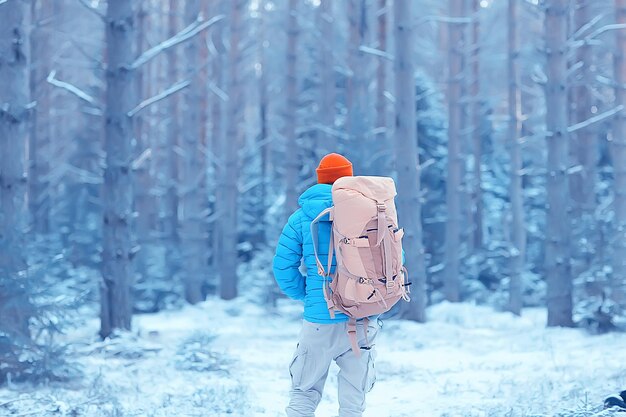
347 317 372 358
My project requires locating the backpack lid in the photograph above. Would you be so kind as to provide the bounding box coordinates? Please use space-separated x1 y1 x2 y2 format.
332 176 397 203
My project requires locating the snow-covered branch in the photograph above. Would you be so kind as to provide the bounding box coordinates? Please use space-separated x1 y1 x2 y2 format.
127 80 191 117
208 82 229 102
131 148 152 170
566 61 583 79
46 70 98 105
359 45 394 61
568 105 624 133
570 23 626 49
416 15 472 26
570 13 605 41
586 23 626 41
132 14 225 70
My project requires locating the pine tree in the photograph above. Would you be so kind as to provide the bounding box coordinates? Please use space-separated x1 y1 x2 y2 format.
394 0 427 322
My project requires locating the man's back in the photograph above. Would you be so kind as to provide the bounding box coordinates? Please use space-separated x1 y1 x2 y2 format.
273 183 348 323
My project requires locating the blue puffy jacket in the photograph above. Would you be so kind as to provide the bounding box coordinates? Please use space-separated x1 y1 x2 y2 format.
272 184 348 323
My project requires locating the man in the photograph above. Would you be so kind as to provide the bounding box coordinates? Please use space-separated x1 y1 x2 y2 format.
273 153 378 417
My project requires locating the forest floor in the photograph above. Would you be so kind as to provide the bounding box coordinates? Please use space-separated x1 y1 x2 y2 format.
1 298 626 417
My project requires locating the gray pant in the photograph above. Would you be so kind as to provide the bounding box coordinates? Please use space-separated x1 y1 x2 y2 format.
286 319 378 417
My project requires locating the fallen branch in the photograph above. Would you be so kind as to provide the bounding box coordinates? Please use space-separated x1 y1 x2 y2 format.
0 398 28 408
127 80 190 117
47 70 98 105
132 14 225 69
568 105 624 133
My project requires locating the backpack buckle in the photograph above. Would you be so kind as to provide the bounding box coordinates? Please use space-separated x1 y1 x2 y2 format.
376 203 386 212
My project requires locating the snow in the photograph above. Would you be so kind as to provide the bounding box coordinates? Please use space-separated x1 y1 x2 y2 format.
1 299 625 417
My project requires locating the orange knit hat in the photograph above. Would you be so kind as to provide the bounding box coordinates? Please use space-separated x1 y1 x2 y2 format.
316 153 353 184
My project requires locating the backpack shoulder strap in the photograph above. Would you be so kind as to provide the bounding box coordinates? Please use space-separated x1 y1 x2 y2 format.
310 207 334 276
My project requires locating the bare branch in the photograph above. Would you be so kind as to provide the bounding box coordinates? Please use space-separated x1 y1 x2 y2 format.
570 13 605 41
586 23 626 40
416 15 472 26
567 61 583 79
46 70 98 105
77 0 105 21
359 45 394 61
383 90 396 104
568 105 624 133
127 80 190 117
131 148 152 170
208 82 229 102
132 14 225 70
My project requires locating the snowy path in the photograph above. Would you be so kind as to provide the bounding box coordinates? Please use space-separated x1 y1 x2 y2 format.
1 299 625 417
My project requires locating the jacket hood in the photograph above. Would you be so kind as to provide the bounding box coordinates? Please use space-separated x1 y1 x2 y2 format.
298 184 333 219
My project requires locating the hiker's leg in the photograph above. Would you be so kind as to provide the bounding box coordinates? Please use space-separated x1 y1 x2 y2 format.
285 321 334 417
334 320 378 417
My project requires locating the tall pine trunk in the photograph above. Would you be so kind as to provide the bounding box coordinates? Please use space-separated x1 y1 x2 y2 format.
470 0 483 250
569 0 600 277
219 0 244 300
28 0 51 235
347 0 370 171
101 0 136 338
444 0 463 302
0 0 32 338
180 0 207 304
375 0 388 173
612 0 626 305
161 0 179 243
210 0 226 292
507 0 525 316
394 0 427 322
545 0 573 327
284 0 299 215
318 0 337 154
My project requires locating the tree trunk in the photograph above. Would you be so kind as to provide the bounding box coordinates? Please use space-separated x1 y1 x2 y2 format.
545 0 573 327
180 0 207 304
159 0 179 243
134 0 154 292
284 0 299 216
394 0 427 322
575 1 598 271
28 0 52 235
375 0 388 173
219 0 244 300
346 0 370 172
210 0 226 292
258 0 269 249
444 0 463 302
0 0 32 338
507 0 526 316
612 0 626 306
470 0 483 250
101 0 136 338
318 0 337 154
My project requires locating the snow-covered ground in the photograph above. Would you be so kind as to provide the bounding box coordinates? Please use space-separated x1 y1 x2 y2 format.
1 298 625 417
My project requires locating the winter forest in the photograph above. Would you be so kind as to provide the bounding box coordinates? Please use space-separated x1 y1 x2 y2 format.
2 0 626 415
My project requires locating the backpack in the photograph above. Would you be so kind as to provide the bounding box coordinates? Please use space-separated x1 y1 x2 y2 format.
311 176 410 356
